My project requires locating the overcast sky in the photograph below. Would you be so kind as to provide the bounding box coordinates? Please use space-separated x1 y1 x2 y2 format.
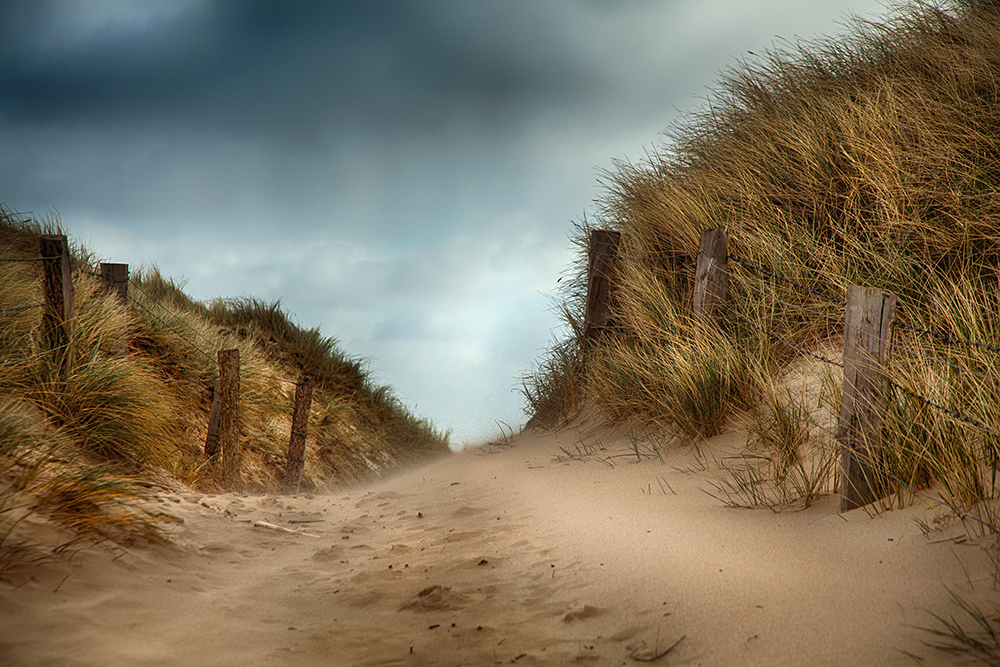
0 0 890 447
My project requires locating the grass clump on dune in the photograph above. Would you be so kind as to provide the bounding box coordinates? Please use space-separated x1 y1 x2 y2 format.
0 208 449 558
0 396 165 564
524 0 1000 515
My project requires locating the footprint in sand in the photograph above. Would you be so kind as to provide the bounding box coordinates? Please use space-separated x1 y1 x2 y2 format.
562 605 603 623
354 491 401 508
339 524 367 538
311 545 344 563
452 506 484 518
442 530 484 544
198 543 235 556
342 589 385 608
398 585 469 612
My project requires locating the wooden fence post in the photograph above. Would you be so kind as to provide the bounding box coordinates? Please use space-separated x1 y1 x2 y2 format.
583 229 621 347
693 228 729 325
218 349 242 493
281 375 315 494
39 235 75 350
837 285 896 511
204 378 222 457
100 263 128 303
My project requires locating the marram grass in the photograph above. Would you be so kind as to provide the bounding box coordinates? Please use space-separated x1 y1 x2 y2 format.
523 0 1000 519
0 206 449 556
0 396 163 558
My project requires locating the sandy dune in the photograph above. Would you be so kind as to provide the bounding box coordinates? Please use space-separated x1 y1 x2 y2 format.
1 419 994 666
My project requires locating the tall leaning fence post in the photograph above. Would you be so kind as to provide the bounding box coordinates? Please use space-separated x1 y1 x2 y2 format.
281 375 315 495
100 262 129 303
218 348 243 493
837 285 896 511
583 229 621 349
39 235 76 365
693 228 728 325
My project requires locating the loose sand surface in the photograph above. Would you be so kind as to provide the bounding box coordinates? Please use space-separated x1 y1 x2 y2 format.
1 419 996 666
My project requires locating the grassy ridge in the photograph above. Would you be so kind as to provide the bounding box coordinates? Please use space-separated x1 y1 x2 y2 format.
0 210 449 556
524 0 1000 515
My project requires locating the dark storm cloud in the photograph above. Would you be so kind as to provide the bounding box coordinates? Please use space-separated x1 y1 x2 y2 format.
0 0 613 231
0 1 595 140
0 2 211 122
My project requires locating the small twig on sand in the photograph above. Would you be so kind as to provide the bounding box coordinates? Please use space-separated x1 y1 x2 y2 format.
252 520 319 537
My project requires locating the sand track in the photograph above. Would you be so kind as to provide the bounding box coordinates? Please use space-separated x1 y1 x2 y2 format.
1 421 992 666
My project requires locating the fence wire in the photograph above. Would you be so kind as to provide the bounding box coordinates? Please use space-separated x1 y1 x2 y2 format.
720 253 1000 531
126 293 218 366
731 310 843 368
893 318 1000 356
127 279 220 352
240 395 295 412
727 257 1000 438
242 368 304 386
594 248 1000 360
889 381 1000 438
746 369 1000 535
0 249 327 492
723 264 845 325
244 443 291 461
728 254 847 306
886 338 1000 385
718 254 997 356
126 279 309 389
592 250 696 262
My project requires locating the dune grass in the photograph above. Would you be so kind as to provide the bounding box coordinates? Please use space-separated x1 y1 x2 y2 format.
523 0 1000 519
920 588 1000 665
0 394 165 568
0 207 449 556
520 5 1000 643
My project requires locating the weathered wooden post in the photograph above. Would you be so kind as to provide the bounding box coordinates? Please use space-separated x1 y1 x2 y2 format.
583 229 621 348
281 375 315 494
39 235 75 363
204 378 222 457
100 263 128 303
837 286 896 511
693 228 728 325
217 349 242 493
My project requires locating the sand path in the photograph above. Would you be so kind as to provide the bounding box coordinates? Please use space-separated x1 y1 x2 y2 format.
1 420 993 666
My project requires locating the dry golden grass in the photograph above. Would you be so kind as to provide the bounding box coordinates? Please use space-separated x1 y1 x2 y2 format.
524 0 1000 520
0 206 449 557
0 396 165 562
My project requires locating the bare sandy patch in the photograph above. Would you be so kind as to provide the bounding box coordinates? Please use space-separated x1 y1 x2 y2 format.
0 418 993 666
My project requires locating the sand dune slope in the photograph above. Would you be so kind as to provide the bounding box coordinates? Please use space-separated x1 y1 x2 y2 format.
1 421 994 666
